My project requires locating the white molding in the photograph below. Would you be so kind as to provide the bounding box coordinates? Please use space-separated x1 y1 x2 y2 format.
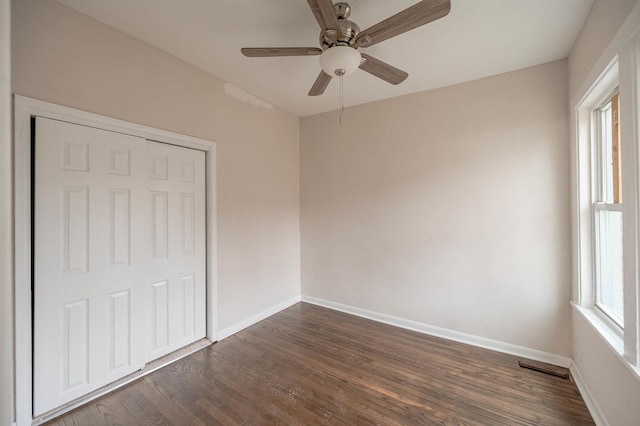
13 95 218 425
217 295 302 341
302 296 572 368
621 32 640 368
0 0 12 423
206 143 219 343
14 96 34 426
13 95 214 151
570 362 609 426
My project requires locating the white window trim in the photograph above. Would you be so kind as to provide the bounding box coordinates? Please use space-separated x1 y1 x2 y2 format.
571 27 640 373
620 31 640 372
13 95 219 425
573 59 618 310
591 92 625 328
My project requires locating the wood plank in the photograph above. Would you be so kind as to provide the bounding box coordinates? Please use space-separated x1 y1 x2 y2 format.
612 92 622 203
45 303 594 425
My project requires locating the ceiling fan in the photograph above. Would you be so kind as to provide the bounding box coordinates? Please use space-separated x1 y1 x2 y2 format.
241 0 451 96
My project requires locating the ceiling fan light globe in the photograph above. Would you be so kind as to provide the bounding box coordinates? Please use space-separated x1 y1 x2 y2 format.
320 46 361 77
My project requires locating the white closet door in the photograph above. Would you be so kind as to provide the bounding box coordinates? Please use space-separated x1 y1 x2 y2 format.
34 118 147 415
146 141 206 361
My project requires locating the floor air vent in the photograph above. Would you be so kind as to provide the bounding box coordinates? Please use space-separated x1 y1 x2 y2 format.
518 360 571 380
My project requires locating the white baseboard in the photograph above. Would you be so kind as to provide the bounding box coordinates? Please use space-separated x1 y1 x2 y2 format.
217 295 301 341
570 362 608 426
302 295 572 368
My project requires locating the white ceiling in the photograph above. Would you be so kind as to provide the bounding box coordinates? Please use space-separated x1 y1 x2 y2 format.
57 0 594 117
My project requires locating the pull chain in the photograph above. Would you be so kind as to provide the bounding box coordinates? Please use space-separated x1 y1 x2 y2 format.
340 75 344 124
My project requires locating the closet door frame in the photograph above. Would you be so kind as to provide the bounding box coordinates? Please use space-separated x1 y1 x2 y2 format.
13 95 218 426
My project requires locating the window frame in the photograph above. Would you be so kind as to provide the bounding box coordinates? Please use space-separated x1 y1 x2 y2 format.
591 89 625 329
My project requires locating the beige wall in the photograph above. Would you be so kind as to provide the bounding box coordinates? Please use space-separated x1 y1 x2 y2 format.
301 60 571 356
11 0 301 332
1 0 13 423
568 0 637 96
572 310 640 425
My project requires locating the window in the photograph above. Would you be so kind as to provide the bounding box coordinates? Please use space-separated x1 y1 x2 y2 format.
593 90 624 327
573 21 640 377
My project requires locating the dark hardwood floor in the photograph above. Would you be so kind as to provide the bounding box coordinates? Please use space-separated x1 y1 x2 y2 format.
47 302 594 425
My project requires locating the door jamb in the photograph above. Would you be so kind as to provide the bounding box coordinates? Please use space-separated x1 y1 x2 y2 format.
13 95 218 425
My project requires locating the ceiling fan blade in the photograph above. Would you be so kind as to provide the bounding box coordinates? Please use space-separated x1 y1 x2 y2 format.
359 54 408 85
356 0 451 47
308 71 332 96
241 47 323 57
306 0 340 32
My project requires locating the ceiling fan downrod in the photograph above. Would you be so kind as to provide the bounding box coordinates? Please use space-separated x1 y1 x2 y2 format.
320 2 360 49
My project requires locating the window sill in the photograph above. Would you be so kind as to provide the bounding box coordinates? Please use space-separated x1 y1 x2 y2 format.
571 302 640 382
